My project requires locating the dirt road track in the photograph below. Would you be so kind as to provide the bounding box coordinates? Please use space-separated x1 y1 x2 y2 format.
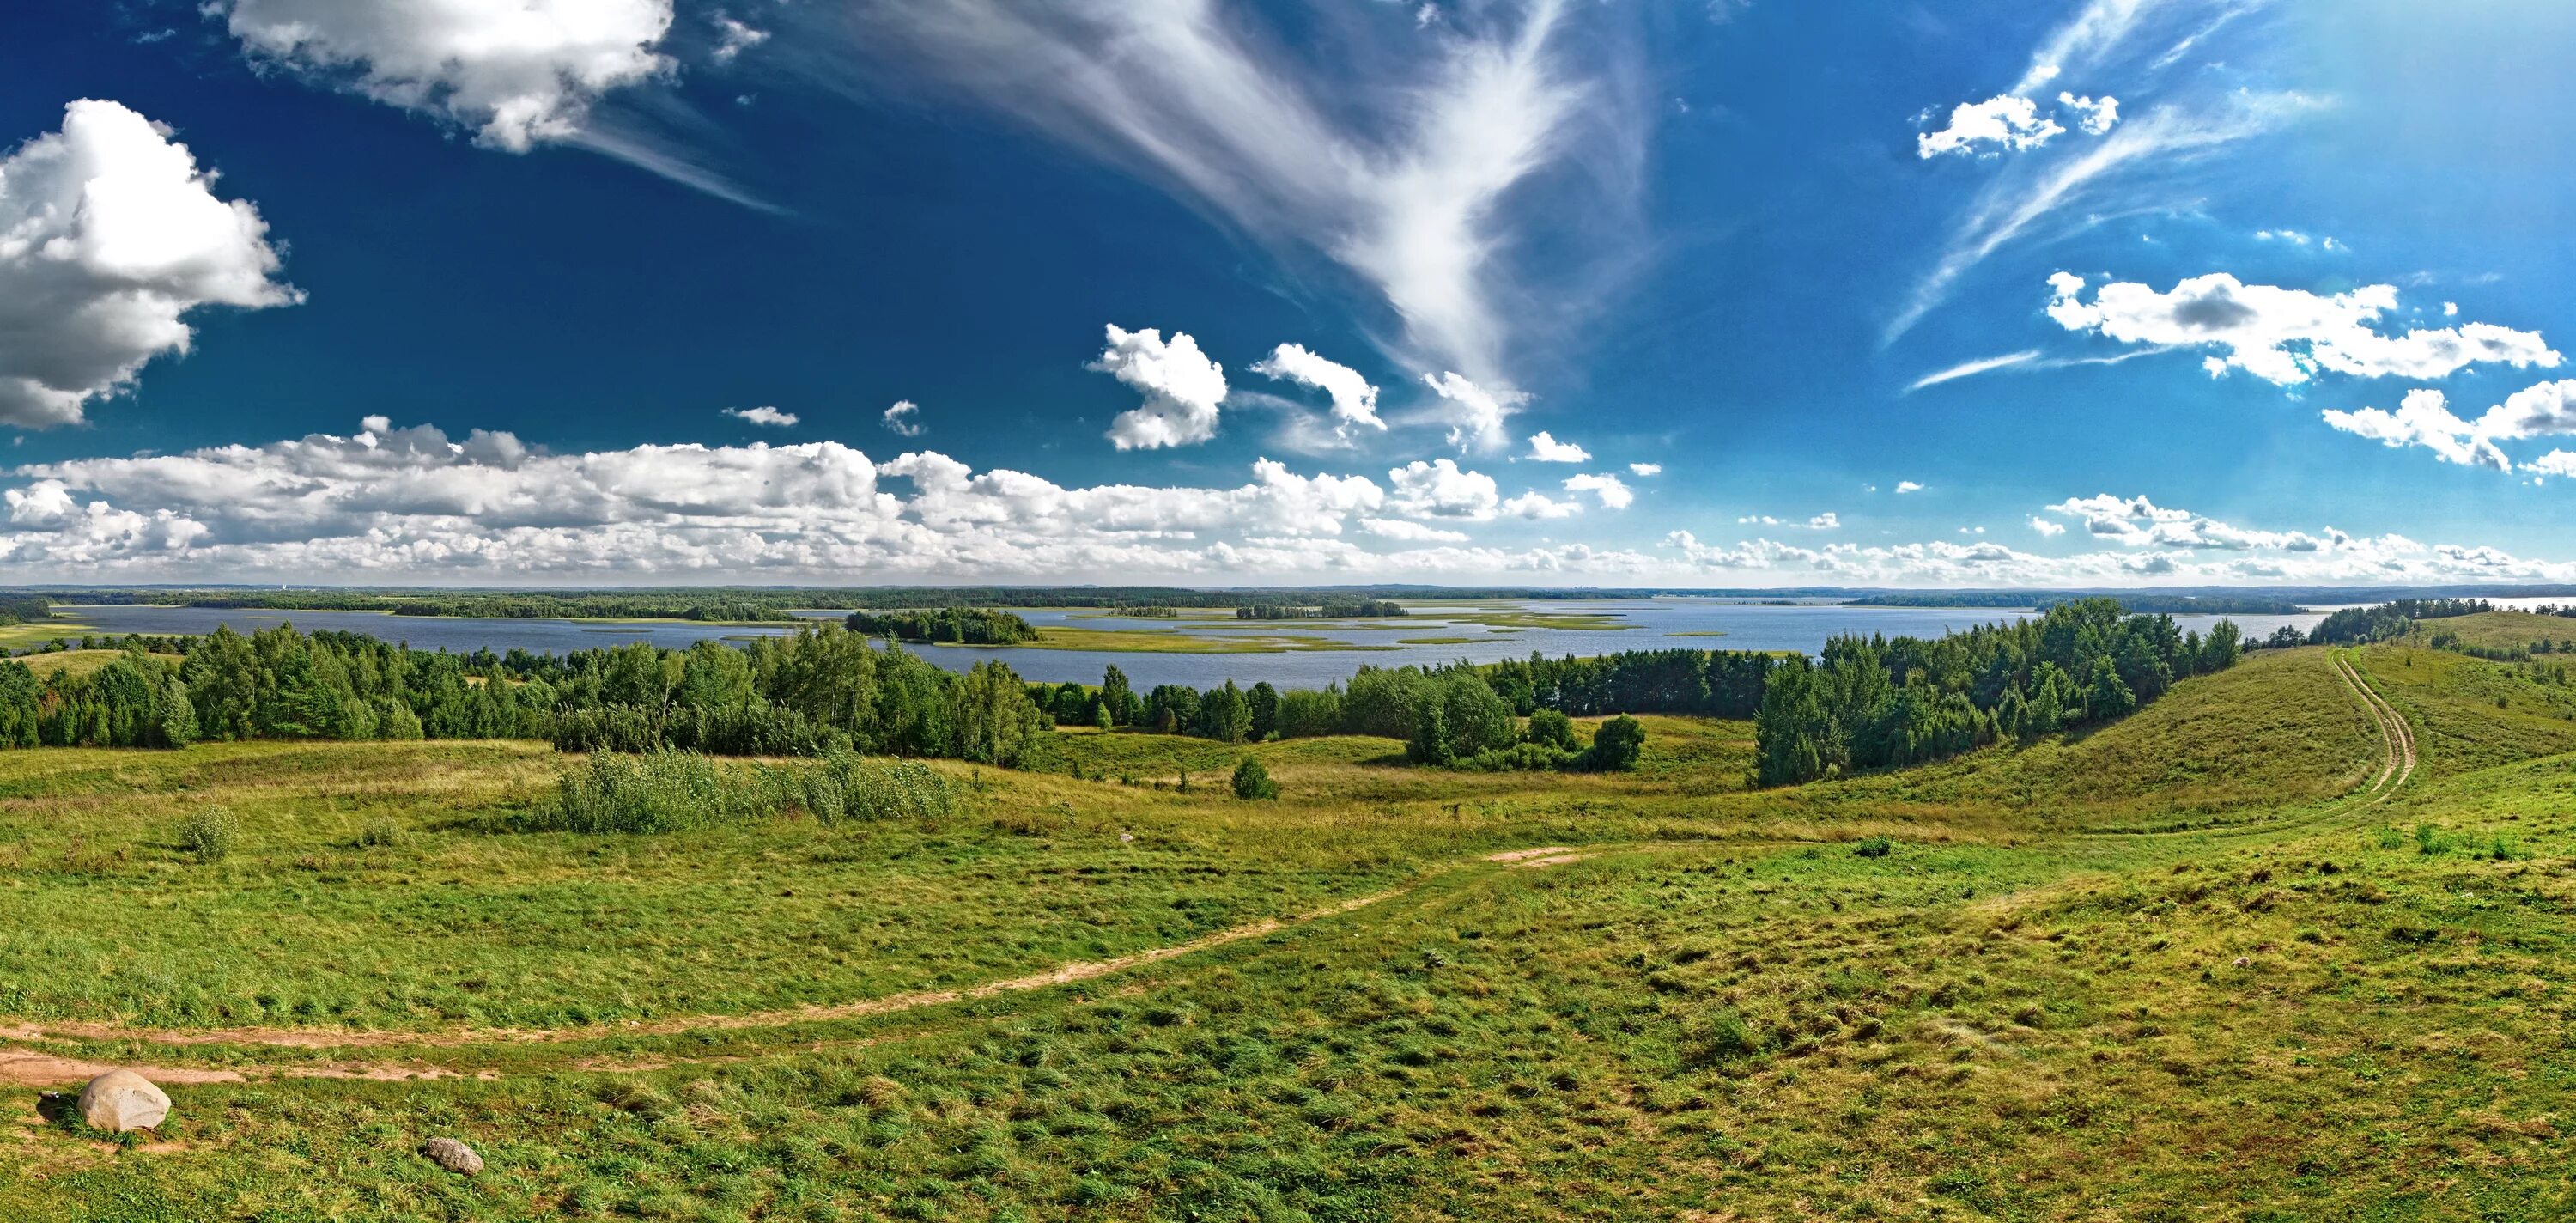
0 847 1595 1086
2334 651 2416 798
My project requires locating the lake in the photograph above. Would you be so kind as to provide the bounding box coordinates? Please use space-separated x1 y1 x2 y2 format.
39 599 2334 690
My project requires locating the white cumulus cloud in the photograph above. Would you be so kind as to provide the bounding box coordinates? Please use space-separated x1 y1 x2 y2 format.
1423 371 1517 455
0 100 301 428
1562 472 1632 509
724 405 797 427
3 417 2573 586
1359 517 1468 544
1386 458 1499 520
217 0 677 153
1524 431 1589 462
1628 462 1661 477
2048 272 2561 386
1251 343 1383 441
1895 480 1924 494
1503 490 1583 519
2057 92 2119 135
1918 94 2064 159
710 13 769 64
1092 326 1228 450
2321 380 2576 472
882 400 927 437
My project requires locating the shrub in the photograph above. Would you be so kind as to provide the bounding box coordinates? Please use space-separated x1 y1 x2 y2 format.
1457 741 1579 772
550 704 665 754
183 806 240 862
357 818 404 849
1585 715 1649 771
1525 708 1579 751
797 749 960 824
1852 835 1893 858
1230 757 1279 800
2415 823 2447 856
538 749 786 833
665 703 826 756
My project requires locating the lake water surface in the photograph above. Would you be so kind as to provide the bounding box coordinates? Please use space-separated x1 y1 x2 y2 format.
46 600 2332 691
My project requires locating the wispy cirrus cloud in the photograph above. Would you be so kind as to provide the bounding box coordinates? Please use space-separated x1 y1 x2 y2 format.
831 0 1640 386
1906 350 2040 392
1893 0 2306 343
1893 90 2314 343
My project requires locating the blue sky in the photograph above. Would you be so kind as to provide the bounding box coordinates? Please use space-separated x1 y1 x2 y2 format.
2 0 2572 587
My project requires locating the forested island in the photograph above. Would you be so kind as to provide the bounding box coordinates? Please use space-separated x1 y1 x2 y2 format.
1233 599 1408 620
843 608 1039 645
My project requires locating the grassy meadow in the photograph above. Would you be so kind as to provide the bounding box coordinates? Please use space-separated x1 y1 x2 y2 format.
5 641 2576 1220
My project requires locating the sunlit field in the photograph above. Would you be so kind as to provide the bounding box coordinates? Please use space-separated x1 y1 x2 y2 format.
6 642 2575 1220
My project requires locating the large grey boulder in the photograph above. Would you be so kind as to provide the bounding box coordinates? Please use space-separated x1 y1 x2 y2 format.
424 1136 484 1175
77 1070 171 1133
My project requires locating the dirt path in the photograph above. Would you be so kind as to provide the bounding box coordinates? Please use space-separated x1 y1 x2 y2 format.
0 846 1594 1086
2334 651 2417 797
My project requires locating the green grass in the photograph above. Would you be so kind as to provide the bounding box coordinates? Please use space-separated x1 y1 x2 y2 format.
7 643 2576 1220
0 614 101 650
9 648 186 678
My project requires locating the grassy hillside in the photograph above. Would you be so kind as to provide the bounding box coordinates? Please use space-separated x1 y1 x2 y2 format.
5 643 2576 1220
2359 642 2576 776
2419 609 2576 650
1691 647 2385 833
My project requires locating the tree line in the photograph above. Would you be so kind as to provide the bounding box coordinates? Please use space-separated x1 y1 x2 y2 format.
2300 599 2494 646
0 624 1051 768
1753 599 2242 786
1845 592 2305 615
0 600 2240 786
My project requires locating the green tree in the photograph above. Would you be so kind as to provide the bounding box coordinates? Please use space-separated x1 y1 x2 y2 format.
2085 655 2136 721
950 660 1048 766
1197 681 1254 745
1230 756 1279 800
1248 681 1280 740
676 640 757 711
1587 715 1648 771
1100 665 1139 727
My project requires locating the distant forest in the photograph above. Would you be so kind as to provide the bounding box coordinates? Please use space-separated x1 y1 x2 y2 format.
1846 592 2308 615
30 587 1552 620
